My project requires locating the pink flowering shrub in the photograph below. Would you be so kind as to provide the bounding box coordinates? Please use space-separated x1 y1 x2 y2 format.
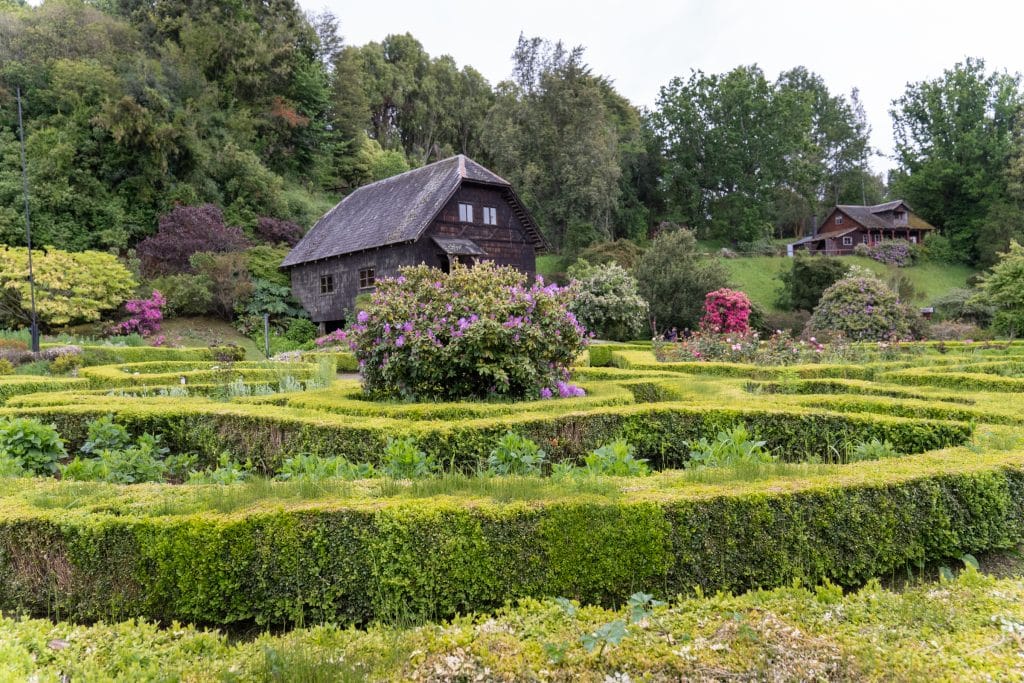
700 288 752 334
118 291 166 337
336 262 588 401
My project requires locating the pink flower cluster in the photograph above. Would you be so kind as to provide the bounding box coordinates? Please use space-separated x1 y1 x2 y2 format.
118 290 166 337
700 288 752 334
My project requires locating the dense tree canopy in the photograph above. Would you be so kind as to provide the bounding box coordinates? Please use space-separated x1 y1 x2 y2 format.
652 65 875 244
1 0 1020 274
890 58 1024 266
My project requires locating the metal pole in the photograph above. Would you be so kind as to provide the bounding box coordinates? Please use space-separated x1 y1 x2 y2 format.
16 86 40 353
263 313 271 358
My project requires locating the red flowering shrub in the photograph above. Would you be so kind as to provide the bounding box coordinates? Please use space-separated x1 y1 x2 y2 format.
137 205 250 277
700 289 752 334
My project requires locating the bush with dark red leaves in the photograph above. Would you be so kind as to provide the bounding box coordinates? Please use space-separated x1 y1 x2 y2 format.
137 204 249 277
255 217 304 246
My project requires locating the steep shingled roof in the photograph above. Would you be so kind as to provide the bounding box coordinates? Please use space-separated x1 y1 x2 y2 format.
830 200 935 232
282 155 543 267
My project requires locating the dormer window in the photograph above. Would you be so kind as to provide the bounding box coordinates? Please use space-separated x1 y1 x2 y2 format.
458 203 474 223
483 207 497 225
835 215 843 225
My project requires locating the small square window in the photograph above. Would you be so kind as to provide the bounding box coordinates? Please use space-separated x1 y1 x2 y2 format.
359 267 375 289
320 274 334 294
458 203 474 223
835 215 843 225
842 236 853 246
483 207 498 225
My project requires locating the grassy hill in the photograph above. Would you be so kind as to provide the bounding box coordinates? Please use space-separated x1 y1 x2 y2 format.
718 256 978 313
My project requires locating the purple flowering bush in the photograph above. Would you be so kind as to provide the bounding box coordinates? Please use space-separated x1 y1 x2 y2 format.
336 262 588 401
854 239 918 267
117 291 166 338
806 276 912 341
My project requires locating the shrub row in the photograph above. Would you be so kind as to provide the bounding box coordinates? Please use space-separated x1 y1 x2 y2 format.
880 368 1024 392
0 398 972 472
50 345 221 366
0 449 1020 626
78 361 316 389
0 376 85 403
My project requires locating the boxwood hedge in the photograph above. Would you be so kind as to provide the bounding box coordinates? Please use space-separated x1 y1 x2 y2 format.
0 449 1021 626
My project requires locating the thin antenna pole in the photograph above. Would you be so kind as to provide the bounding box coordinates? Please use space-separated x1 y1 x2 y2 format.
16 86 40 353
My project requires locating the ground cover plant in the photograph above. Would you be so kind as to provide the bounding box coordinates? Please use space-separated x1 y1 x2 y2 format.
2 570 1023 681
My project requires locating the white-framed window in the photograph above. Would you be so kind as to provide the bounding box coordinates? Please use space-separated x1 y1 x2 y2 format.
835 215 843 225
458 203 474 223
483 206 498 225
842 236 854 246
862 234 869 244
910 235 918 244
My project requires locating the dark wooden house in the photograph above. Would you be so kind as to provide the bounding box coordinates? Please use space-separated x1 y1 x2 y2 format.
787 200 936 256
281 155 546 329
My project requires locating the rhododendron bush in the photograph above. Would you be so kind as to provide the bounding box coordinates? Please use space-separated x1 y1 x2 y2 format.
807 275 912 341
700 288 751 333
333 262 588 401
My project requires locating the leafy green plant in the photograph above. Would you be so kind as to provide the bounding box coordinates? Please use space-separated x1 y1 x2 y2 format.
188 454 253 484
80 416 132 456
0 417 67 475
0 453 27 478
687 424 774 468
847 438 900 462
65 433 171 484
382 437 435 479
583 439 649 476
626 591 666 624
580 619 628 657
486 432 547 475
276 454 376 481
0 358 13 375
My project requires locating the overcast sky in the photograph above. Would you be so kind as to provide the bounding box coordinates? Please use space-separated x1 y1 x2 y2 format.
302 0 1024 174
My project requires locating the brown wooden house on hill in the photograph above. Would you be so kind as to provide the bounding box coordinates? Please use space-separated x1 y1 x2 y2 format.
281 155 546 329
787 200 936 256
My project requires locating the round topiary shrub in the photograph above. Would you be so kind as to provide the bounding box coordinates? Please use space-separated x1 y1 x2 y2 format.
343 262 588 401
806 275 912 341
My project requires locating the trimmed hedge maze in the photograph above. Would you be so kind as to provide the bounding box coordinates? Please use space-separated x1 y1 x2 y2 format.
2 341 1024 631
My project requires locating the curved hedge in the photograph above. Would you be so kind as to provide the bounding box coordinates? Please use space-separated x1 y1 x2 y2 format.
0 448 1021 626
0 397 972 471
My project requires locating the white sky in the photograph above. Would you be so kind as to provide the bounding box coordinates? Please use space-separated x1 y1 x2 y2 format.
302 0 1024 174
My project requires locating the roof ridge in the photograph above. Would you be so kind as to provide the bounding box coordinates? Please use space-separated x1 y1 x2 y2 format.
347 155 459 195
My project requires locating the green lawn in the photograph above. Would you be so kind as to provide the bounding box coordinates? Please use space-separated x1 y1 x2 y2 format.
719 256 978 313
159 316 264 359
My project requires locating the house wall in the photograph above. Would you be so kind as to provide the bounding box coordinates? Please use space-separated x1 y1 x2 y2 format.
289 242 424 324
288 181 538 325
818 208 863 235
427 182 537 275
